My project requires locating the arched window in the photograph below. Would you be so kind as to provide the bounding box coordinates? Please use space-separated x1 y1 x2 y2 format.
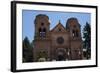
37 50 47 62
58 28 61 32
39 28 42 32
43 28 46 32
75 30 79 37
38 27 46 38
42 28 46 37
73 25 77 28
72 30 79 37
41 23 44 26
39 28 41 36
72 30 75 37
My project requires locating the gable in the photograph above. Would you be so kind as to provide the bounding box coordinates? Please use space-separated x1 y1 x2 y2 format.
50 23 67 32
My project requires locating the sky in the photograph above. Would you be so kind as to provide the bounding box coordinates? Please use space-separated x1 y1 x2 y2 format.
22 10 91 42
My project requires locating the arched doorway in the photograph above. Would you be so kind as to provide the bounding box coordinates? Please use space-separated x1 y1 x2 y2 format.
57 52 65 61
56 48 67 61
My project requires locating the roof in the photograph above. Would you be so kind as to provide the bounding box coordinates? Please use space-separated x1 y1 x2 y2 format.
50 21 67 32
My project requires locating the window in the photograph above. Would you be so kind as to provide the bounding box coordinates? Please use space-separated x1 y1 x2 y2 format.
39 28 42 32
58 28 61 32
38 28 46 38
40 32 46 38
75 30 79 37
56 37 64 44
37 50 47 62
73 25 76 28
41 23 44 26
72 30 75 37
72 30 79 37
43 28 46 32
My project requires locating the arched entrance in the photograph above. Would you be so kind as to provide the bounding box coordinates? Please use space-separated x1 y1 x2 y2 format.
56 48 67 61
57 52 65 61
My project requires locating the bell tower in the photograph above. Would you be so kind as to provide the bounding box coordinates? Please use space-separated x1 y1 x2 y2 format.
66 18 83 60
66 18 81 39
33 14 51 61
34 14 50 39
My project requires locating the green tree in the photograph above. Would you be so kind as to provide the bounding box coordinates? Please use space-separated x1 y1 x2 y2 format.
83 22 91 59
23 37 33 62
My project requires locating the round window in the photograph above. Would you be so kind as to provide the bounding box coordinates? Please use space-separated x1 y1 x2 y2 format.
56 37 64 44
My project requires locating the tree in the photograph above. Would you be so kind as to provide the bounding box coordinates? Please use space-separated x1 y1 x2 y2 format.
23 37 33 62
83 22 91 59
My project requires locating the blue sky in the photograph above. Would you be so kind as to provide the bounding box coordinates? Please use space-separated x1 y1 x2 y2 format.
22 10 91 42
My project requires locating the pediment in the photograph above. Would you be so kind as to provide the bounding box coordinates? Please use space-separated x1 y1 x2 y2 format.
51 23 67 32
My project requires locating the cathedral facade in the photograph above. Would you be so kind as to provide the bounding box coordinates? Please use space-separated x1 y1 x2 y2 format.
33 14 83 62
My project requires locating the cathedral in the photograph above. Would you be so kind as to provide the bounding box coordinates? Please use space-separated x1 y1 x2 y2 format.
33 14 83 62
